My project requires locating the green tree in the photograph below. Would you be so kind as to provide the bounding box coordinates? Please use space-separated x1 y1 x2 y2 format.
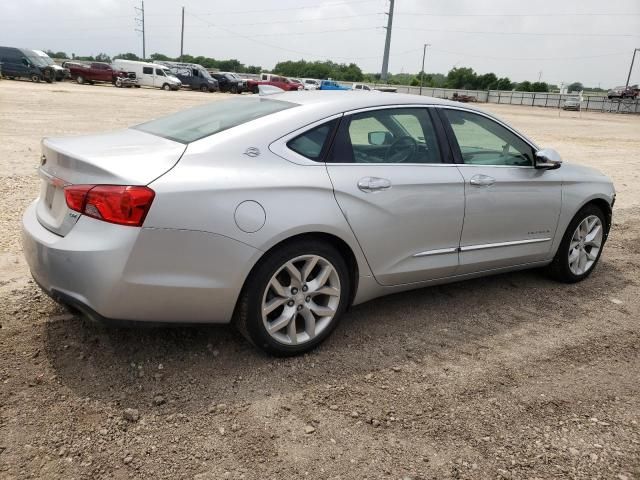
95 53 111 63
114 52 141 61
150 53 171 61
567 82 584 92
446 67 478 89
531 81 549 92
495 77 513 90
515 80 532 91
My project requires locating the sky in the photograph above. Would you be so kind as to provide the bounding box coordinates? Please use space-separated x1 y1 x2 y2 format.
1 0 639 88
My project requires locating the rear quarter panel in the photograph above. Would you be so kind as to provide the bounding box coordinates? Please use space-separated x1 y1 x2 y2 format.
144 114 373 286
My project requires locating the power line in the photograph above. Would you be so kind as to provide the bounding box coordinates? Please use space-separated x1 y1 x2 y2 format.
395 12 640 17
186 11 397 61
188 26 383 39
192 0 378 16
395 26 640 38
187 12 382 27
430 47 630 61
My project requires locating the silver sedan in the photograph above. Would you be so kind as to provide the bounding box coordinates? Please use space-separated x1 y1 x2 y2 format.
22 92 615 355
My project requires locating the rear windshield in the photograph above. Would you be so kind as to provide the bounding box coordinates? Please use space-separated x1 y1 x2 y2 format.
133 97 296 143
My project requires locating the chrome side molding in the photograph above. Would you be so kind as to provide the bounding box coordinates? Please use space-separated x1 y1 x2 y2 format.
413 238 551 257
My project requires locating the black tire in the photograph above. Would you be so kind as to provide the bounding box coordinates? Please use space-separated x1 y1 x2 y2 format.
252 86 259 94
547 204 607 283
162 83 171 91
31 74 41 83
76 75 84 85
234 239 350 356
200 84 208 92
230 84 238 94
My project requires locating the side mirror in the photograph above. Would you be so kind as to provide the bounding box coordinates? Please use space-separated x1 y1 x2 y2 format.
368 131 393 146
535 148 563 170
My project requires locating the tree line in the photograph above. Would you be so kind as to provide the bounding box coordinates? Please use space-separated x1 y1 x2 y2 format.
45 50 595 92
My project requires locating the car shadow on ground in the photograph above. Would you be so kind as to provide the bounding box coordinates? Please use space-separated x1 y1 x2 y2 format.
40 259 628 412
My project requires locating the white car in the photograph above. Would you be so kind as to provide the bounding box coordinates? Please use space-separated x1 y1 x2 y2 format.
112 59 181 91
301 78 320 90
351 83 372 91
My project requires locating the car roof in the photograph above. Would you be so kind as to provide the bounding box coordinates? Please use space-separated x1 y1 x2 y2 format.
264 90 473 113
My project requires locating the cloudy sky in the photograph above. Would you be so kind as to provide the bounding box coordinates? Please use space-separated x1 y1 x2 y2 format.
1 0 639 87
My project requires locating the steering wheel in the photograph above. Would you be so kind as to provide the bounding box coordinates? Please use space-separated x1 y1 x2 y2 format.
384 136 418 163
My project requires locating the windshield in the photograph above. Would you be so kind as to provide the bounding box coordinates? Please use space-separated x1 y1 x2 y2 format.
26 55 49 67
134 97 296 143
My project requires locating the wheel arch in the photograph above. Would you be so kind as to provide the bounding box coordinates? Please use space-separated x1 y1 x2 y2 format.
237 231 361 312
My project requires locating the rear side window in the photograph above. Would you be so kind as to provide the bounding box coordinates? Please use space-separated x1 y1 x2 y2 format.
142 66 153 74
287 119 337 161
134 97 296 143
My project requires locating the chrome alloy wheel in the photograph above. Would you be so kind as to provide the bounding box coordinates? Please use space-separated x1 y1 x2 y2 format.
261 255 341 345
568 215 603 276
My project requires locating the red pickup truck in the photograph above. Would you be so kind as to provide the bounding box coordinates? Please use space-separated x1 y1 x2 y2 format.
64 62 133 87
247 75 303 93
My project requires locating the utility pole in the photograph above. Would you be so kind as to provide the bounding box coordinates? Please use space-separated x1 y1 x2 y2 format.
380 0 394 83
135 0 146 59
625 48 639 88
180 6 185 61
419 43 430 96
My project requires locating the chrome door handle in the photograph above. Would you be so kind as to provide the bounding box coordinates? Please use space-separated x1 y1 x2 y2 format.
469 174 495 187
357 177 392 193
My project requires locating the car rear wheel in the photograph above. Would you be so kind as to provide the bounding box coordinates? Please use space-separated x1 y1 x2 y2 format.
547 204 607 283
235 240 350 356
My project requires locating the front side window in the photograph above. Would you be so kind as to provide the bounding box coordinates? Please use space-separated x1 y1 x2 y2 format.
155 68 165 76
142 66 153 74
443 109 534 166
331 108 442 164
287 119 337 161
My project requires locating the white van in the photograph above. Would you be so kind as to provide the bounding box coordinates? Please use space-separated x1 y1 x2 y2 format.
112 59 181 90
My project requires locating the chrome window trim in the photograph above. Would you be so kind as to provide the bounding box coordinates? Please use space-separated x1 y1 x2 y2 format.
460 237 551 252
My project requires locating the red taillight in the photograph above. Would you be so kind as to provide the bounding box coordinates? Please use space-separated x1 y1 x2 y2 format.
64 185 155 227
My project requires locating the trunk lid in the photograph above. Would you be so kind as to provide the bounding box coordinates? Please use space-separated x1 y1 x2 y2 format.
37 129 186 236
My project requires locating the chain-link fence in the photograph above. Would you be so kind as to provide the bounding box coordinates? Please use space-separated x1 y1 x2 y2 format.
357 83 640 114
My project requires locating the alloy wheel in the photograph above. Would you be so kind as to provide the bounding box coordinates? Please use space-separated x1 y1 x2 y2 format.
568 215 603 276
261 254 341 345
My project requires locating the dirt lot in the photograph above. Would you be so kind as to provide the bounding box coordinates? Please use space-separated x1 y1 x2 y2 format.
0 80 639 480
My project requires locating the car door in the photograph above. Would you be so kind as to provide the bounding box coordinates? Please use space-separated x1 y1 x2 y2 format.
439 107 562 274
325 106 465 286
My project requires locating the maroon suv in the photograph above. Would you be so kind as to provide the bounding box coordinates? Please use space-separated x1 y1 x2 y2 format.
65 62 131 87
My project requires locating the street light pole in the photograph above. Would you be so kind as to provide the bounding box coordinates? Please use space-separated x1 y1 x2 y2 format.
625 48 639 88
419 43 430 96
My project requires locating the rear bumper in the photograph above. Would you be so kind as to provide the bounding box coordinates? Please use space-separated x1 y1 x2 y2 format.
22 201 259 324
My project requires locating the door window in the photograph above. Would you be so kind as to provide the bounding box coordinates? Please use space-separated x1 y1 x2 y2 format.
331 108 442 164
443 109 534 166
155 68 165 76
142 66 153 75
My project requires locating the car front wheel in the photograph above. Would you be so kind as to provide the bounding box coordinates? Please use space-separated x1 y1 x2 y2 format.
235 240 350 356
547 204 607 283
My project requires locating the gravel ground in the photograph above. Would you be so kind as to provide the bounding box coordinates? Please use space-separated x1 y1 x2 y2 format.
0 80 639 480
